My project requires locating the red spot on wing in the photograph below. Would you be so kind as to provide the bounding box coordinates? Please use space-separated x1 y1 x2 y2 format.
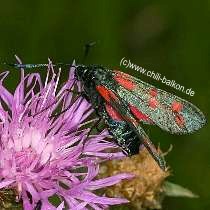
114 72 136 91
175 114 185 127
105 103 123 121
96 85 110 101
148 98 158 109
114 71 130 78
129 104 153 123
149 88 158 97
171 101 183 113
105 102 139 126
96 85 118 102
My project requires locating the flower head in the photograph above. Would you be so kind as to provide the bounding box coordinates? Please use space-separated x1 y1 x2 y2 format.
101 148 170 210
0 58 133 209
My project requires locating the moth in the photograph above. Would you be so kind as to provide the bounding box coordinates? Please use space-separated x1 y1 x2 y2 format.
11 63 207 170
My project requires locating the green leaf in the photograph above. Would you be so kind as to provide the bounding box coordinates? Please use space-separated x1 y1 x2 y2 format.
163 181 198 198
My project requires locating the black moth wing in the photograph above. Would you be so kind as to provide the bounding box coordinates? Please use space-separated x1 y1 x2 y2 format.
100 104 141 155
95 75 166 170
112 71 206 135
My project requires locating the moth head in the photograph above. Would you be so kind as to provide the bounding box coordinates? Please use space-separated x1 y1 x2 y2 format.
75 65 88 81
75 65 103 81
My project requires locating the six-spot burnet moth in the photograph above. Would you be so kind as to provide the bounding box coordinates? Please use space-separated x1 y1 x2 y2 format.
10 62 207 170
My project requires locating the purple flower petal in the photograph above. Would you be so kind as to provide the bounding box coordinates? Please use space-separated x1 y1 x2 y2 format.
0 59 132 210
74 191 129 205
0 83 13 108
87 173 135 190
0 179 15 188
56 202 65 210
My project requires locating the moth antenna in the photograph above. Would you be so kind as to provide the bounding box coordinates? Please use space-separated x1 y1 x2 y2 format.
82 41 97 63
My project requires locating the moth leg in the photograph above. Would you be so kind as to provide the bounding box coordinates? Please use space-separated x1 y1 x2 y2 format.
142 137 166 171
50 89 86 119
87 117 103 137
81 117 103 152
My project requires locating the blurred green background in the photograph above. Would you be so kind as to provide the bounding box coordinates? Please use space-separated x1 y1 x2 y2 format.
0 0 209 209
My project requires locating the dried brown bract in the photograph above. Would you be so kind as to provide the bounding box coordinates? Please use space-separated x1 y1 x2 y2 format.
100 148 170 210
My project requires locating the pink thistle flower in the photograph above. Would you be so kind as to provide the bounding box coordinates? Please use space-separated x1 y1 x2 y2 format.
0 58 134 210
